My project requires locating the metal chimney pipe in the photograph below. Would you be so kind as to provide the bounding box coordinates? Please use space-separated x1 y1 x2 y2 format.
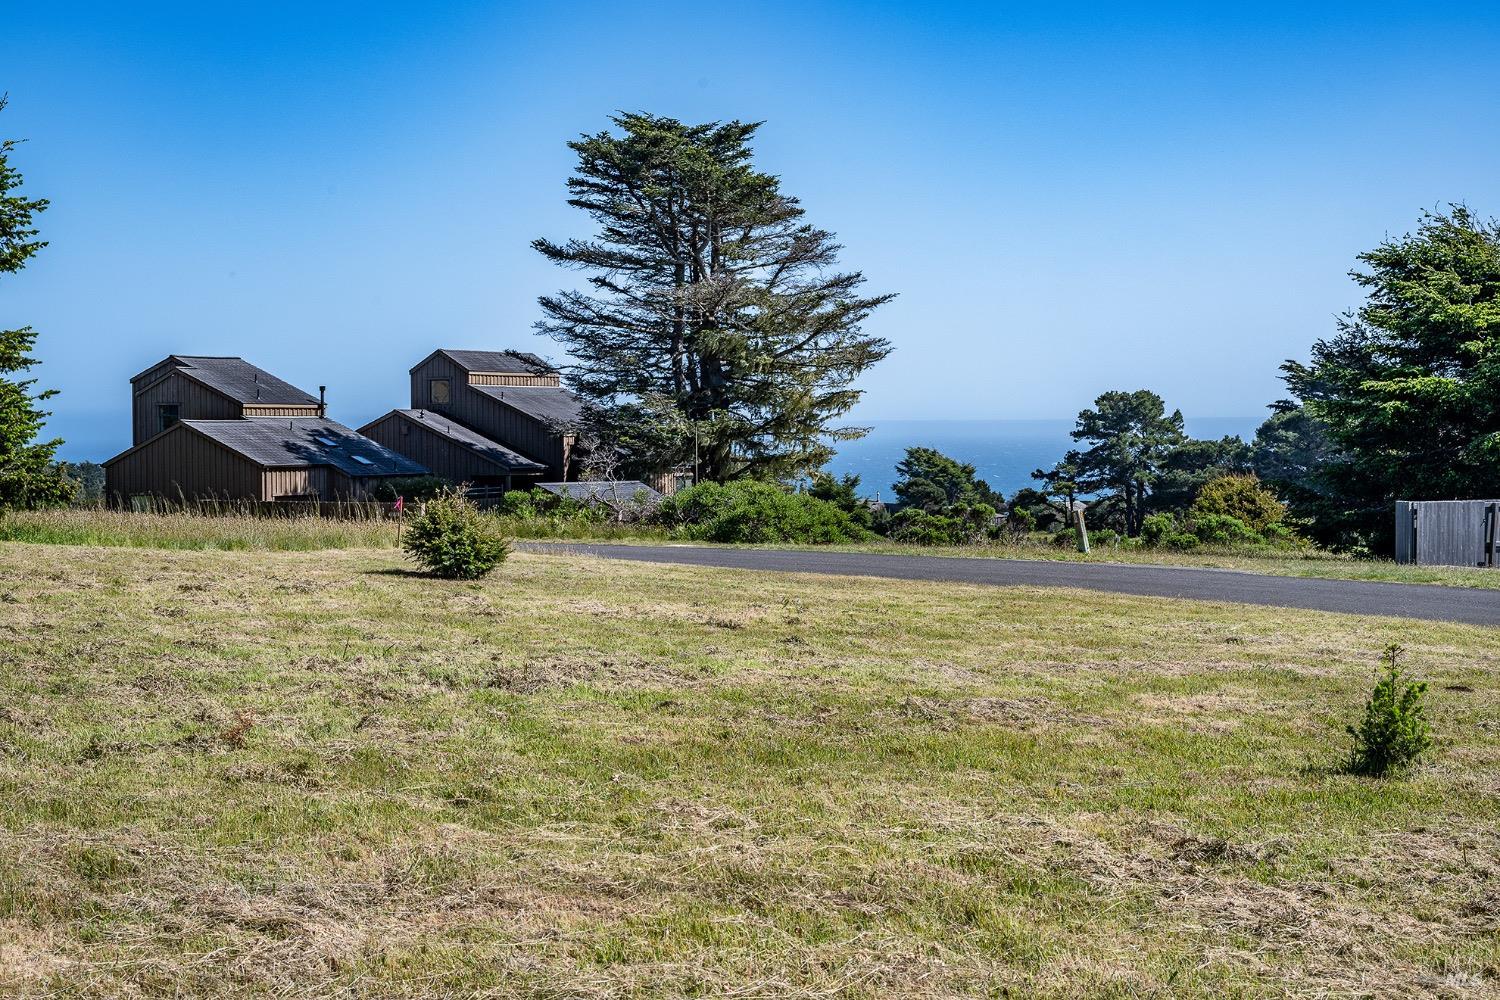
319 386 327 417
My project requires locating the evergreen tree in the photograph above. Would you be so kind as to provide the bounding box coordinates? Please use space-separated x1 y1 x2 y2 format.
1250 402 1349 548
534 113 894 482
0 96 72 510
892 446 1002 513
1149 435 1253 515
1066 390 1186 536
1030 455 1082 527
1281 206 1500 550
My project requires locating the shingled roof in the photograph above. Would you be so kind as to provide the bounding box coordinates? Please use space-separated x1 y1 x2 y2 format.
430 349 556 375
472 384 585 428
386 410 547 472
181 418 426 477
135 356 320 406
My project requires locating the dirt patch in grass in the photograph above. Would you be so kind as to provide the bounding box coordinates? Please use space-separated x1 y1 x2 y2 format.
898 694 1112 729
0 922 72 988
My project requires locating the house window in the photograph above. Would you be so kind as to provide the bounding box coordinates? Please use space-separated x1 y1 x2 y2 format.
430 378 451 404
157 404 180 432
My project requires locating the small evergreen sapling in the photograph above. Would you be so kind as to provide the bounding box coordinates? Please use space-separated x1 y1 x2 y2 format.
401 489 510 579
1346 644 1433 777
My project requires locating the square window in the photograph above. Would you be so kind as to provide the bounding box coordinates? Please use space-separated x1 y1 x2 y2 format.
430 378 451 404
158 403 180 432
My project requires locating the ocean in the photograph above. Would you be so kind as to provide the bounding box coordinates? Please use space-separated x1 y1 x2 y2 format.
824 418 1263 500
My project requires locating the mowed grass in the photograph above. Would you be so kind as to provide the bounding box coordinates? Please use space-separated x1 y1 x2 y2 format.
1 541 1498 997
827 537 1500 590
7 507 1499 590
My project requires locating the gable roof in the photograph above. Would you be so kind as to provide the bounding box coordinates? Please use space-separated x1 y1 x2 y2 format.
181 418 426 476
381 410 547 473
133 356 320 406
428 349 557 375
471 384 584 428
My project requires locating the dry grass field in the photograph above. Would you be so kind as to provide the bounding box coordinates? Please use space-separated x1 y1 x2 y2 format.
1 538 1497 997
4 507 1499 590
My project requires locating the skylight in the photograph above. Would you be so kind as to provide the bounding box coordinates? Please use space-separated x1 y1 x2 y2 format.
315 435 338 447
351 455 374 466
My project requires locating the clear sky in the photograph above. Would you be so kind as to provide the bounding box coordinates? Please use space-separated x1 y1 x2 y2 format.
4 2 1498 460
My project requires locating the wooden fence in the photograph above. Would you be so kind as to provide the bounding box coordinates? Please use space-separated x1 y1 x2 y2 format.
1395 500 1500 567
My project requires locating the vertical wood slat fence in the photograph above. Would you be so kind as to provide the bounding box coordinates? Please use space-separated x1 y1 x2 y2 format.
1395 500 1500 567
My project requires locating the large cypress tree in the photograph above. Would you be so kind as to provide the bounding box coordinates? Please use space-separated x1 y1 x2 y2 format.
1281 205 1500 550
1064 389 1186 536
533 113 894 482
0 96 72 510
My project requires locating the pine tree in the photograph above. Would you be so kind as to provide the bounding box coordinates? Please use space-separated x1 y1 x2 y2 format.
1067 390 1186 536
533 114 894 482
1281 206 1500 550
0 96 72 510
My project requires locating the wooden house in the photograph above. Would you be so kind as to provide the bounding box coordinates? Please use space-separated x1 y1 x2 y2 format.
105 355 428 504
367 349 586 483
127 355 326 445
358 408 546 489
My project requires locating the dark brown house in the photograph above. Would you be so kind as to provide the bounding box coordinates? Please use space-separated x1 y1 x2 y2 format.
128 355 326 445
366 349 586 482
358 408 546 488
105 355 428 504
106 418 427 503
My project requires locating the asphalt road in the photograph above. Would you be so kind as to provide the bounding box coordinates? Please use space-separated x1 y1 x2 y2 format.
523 543 1500 627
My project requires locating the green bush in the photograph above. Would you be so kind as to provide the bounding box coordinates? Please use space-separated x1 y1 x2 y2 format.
368 475 449 503
402 489 510 579
1005 507 1036 536
1140 513 1176 546
1346 644 1433 777
496 489 536 518
1141 511 1215 550
890 509 967 545
658 480 870 544
1190 474 1288 534
1189 512 1261 546
808 472 874 530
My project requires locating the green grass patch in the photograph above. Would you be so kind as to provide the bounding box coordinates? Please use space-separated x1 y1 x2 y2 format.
0 540 1497 995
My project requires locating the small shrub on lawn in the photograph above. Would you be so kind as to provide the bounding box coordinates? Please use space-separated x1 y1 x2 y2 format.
1346 644 1433 777
402 489 510 579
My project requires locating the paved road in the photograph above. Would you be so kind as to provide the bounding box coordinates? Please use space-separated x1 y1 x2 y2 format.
523 543 1500 627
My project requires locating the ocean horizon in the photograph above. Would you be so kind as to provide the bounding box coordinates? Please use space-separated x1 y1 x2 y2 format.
825 417 1263 500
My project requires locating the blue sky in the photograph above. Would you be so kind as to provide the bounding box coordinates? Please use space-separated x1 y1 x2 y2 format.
4 2 1498 460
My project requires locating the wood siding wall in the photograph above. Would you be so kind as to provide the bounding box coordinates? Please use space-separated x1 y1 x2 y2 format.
106 425 262 501
409 354 569 478
131 371 240 445
466 373 561 387
360 412 524 485
244 405 323 419
105 426 383 503
263 467 331 499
